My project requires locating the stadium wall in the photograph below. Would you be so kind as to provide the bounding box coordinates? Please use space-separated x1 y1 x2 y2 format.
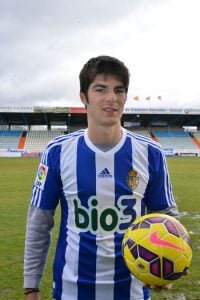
0 148 42 157
0 146 199 158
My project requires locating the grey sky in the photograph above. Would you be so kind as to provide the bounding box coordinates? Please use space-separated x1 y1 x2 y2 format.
0 0 200 108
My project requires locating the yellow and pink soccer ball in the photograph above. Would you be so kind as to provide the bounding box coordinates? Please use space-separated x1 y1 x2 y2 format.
122 213 192 286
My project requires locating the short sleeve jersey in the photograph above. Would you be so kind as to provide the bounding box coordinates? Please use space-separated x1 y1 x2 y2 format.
31 128 175 300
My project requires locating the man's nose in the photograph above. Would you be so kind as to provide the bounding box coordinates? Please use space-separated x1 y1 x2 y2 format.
106 89 117 101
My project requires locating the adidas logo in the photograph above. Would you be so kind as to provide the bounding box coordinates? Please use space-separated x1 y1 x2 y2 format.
98 168 112 178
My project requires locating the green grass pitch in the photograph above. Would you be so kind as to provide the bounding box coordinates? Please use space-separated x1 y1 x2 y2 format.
0 157 199 299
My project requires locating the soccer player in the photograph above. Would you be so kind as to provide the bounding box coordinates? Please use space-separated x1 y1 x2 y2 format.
24 55 179 300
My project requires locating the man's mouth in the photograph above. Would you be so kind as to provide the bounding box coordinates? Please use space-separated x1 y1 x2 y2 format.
103 107 117 112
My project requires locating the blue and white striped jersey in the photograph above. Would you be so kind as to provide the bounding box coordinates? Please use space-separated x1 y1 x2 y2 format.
31 128 175 300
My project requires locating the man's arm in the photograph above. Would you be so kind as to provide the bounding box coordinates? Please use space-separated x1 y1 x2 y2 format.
147 204 180 220
24 205 55 294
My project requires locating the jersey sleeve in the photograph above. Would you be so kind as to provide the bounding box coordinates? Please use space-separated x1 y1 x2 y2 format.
24 205 55 288
144 144 176 211
30 142 62 210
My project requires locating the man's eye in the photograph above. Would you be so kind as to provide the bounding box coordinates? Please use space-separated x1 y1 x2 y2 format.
95 87 105 93
115 88 126 94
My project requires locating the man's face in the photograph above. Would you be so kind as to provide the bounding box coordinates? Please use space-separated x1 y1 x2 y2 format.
80 74 127 127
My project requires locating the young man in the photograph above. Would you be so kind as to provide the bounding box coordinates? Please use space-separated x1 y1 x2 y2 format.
24 55 179 300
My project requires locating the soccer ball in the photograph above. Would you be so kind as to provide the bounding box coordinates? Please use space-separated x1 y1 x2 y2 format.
122 213 192 286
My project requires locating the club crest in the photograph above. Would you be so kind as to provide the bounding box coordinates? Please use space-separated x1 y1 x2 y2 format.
126 170 139 191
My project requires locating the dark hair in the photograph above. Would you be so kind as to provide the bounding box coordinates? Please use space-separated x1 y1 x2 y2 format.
79 55 130 95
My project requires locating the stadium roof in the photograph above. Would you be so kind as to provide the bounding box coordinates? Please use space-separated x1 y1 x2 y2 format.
0 106 200 128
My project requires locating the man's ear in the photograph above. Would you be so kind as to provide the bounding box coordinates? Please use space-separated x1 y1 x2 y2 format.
80 91 88 107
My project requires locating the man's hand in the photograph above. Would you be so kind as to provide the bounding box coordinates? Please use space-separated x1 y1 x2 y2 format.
144 269 189 292
144 283 172 292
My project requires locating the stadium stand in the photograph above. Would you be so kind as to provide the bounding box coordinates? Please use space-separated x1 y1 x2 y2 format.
23 130 64 152
1 128 199 155
130 128 152 139
0 130 21 149
153 129 199 150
